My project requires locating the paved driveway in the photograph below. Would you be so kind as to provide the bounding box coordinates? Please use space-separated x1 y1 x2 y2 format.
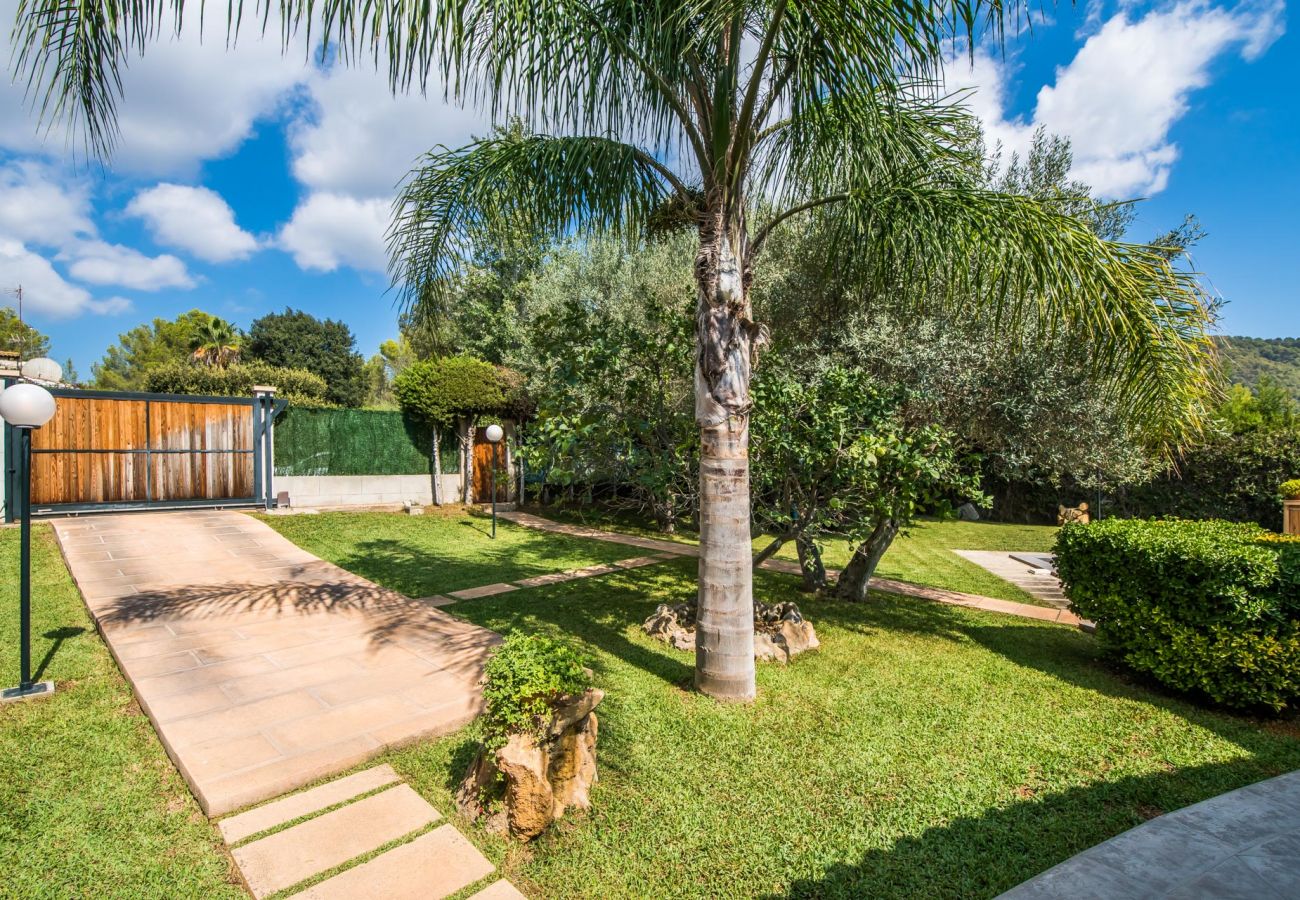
51 510 498 817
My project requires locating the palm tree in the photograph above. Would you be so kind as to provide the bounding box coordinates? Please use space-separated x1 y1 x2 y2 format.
14 0 1215 702
189 316 242 368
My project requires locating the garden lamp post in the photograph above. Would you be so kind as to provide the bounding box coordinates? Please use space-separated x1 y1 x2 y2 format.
1 380 57 702
485 424 504 539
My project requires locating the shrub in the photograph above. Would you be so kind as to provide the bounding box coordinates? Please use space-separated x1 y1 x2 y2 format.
1056 518 1300 710
144 360 331 407
1281 479 1300 500
481 633 591 750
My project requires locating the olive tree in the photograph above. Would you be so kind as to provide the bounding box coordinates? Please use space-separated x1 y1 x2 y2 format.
16 0 1217 702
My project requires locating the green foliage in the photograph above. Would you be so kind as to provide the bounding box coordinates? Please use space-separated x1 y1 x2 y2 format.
1280 480 1300 500
0 306 51 358
189 316 243 367
273 407 459 476
143 360 329 407
751 360 983 587
246 308 366 407
1055 518 1300 710
517 234 697 530
1115 384 1300 528
92 309 217 390
1216 337 1300 402
480 633 591 750
393 355 520 427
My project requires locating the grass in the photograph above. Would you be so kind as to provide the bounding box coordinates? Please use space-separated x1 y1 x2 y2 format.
256 509 637 597
528 505 1058 604
0 524 241 899
371 560 1300 898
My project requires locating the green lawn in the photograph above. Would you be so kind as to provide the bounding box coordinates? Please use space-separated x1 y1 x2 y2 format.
527 506 1058 604
0 525 241 898
256 509 637 597
368 560 1300 898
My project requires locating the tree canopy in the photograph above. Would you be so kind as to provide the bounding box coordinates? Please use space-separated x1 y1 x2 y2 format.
393 356 521 427
246 308 366 407
92 309 220 390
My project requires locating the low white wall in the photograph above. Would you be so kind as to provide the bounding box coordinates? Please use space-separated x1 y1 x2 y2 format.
274 473 464 508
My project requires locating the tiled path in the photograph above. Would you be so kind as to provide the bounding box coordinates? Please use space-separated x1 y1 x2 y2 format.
1000 769 1300 898
219 763 525 899
50 510 500 817
953 550 1070 608
500 511 1086 628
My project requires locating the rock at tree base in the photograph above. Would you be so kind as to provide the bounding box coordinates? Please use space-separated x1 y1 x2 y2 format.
957 502 981 521
643 599 819 663
456 688 603 841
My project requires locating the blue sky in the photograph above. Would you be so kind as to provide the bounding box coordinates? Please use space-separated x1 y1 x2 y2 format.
0 0 1293 377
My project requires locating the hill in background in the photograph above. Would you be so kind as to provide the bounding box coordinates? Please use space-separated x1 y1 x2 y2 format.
1215 336 1300 399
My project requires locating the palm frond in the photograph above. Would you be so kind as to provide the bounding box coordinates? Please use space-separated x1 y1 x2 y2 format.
828 184 1218 450
389 130 684 313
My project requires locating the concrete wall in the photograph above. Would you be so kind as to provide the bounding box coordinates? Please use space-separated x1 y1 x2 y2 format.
274 473 464 509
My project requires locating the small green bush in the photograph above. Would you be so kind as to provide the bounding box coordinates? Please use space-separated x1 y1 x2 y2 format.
144 360 331 407
1281 479 1300 500
481 633 591 750
1056 518 1300 710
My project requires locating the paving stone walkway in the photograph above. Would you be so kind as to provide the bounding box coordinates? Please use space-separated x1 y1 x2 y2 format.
500 511 1086 627
219 763 525 899
51 510 501 817
1000 769 1300 898
953 549 1070 608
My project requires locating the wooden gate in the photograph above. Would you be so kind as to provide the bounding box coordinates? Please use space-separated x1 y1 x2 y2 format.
473 433 507 502
7 388 277 514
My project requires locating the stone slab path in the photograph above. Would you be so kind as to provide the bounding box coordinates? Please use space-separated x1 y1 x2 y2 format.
1000 769 1300 898
953 550 1070 608
220 763 525 900
500 511 1086 628
50 510 501 817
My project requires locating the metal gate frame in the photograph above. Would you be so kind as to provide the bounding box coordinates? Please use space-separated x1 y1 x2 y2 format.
2 385 287 520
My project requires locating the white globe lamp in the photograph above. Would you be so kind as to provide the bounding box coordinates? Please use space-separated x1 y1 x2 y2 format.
0 380 58 703
0 382 57 429
485 423 504 443
483 424 505 538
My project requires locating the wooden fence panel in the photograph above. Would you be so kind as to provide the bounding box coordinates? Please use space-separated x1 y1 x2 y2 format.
27 392 256 508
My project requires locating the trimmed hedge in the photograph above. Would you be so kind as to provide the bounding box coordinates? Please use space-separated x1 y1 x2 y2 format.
273 407 460 476
1056 518 1300 710
145 360 329 407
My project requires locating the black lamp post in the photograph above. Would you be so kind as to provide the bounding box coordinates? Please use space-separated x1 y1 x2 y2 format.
485 424 504 539
1 379 57 703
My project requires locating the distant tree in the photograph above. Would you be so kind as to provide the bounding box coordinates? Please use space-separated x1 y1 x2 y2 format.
246 308 366 408
1217 337 1300 402
189 316 243 368
92 309 217 390
362 338 419 409
62 357 80 386
0 307 52 359
394 355 521 503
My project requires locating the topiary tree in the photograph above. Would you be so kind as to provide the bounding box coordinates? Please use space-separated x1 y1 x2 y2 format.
393 355 521 503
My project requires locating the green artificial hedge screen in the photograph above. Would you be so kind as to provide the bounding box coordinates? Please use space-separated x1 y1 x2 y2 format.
274 407 461 476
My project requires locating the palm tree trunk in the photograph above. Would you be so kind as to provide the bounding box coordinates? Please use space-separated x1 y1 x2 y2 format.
693 216 766 702
836 517 900 602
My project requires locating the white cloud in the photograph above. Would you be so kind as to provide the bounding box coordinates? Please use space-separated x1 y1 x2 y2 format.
0 162 95 247
127 183 259 262
947 0 1285 197
85 296 134 316
0 0 311 176
290 62 484 197
0 239 93 317
62 240 195 291
277 193 390 272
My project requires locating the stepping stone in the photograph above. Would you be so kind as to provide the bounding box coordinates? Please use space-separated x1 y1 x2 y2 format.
469 881 529 900
288 824 495 899
449 583 518 600
232 784 439 898
219 764 402 844
613 556 667 569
